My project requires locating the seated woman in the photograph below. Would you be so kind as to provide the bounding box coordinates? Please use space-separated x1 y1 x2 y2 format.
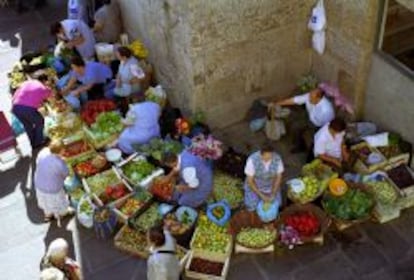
117 101 161 154
244 144 284 212
40 238 81 280
162 151 213 208
313 117 348 169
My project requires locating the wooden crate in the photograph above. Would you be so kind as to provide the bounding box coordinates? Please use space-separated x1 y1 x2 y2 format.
351 142 387 174
83 125 119 150
62 140 96 165
114 224 149 259
385 165 414 197
111 191 153 223
190 228 233 262
185 251 230 280
397 193 414 210
82 167 123 194
372 202 401 224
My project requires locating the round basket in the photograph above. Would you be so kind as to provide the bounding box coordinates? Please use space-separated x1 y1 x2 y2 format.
230 210 277 249
322 182 375 224
287 182 325 204
276 203 330 243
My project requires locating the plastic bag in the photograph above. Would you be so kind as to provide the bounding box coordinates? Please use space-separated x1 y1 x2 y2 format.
77 195 94 229
249 118 266 132
256 199 279 223
308 0 327 32
265 105 288 141
206 201 231 227
312 31 326 55
363 132 389 147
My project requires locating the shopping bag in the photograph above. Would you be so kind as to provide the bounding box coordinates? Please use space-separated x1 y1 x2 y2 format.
265 106 287 141
308 0 327 32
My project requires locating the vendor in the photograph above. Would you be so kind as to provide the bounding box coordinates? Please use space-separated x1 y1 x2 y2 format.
274 88 335 153
163 151 213 208
50 19 96 61
117 101 161 154
12 74 53 148
60 56 113 108
114 46 145 98
313 117 348 168
244 144 284 211
93 0 123 43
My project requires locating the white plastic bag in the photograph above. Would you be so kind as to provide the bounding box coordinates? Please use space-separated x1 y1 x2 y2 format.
308 0 327 32
312 31 326 55
265 105 289 141
363 132 389 147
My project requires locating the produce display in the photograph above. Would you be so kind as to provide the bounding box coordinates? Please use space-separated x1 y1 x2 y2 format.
188 257 224 277
8 68 27 91
47 119 82 140
81 100 116 125
302 159 337 184
352 146 384 166
323 188 375 220
329 178 348 196
118 191 152 217
288 176 320 203
48 98 70 114
131 203 162 232
88 111 123 141
61 140 92 158
74 155 108 178
98 183 130 205
122 159 156 185
284 212 320 237
387 165 414 189
86 170 120 195
79 198 94 216
236 228 277 248
366 176 398 204
189 134 223 160
191 214 231 254
138 138 183 162
94 208 111 222
129 40 149 59
115 226 148 254
164 211 194 235
69 187 85 203
213 172 244 209
150 178 174 201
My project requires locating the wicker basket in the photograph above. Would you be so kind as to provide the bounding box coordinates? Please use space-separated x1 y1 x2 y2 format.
276 203 330 243
322 182 375 228
287 181 325 205
230 210 277 249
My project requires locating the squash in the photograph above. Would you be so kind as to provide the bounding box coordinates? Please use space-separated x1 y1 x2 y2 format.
329 178 348 196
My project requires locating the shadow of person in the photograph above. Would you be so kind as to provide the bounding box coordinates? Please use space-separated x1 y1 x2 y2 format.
43 217 77 260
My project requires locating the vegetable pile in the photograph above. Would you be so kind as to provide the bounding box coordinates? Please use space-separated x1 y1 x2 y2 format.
284 212 320 237
189 134 223 160
122 159 156 185
192 214 230 254
236 228 277 248
365 176 398 204
323 188 375 220
61 140 92 158
189 258 224 277
73 155 108 178
150 179 174 201
213 172 244 209
89 111 123 141
118 191 152 217
132 203 162 232
79 198 94 216
288 176 320 203
387 165 414 189
99 183 130 205
80 100 116 125
86 170 120 195
138 138 183 162
302 159 337 186
164 209 196 235
115 226 148 254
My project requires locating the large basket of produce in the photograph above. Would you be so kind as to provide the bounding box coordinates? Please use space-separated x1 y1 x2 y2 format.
114 224 149 259
276 203 330 243
287 176 325 204
386 164 414 197
117 154 164 188
83 111 123 149
137 138 183 163
129 202 175 233
112 190 153 223
363 172 399 205
301 159 338 189
46 112 83 140
185 251 230 280
212 172 244 209
73 153 110 178
350 142 387 174
164 206 198 246
61 139 95 165
322 182 375 225
229 210 276 249
190 213 233 261
80 100 116 125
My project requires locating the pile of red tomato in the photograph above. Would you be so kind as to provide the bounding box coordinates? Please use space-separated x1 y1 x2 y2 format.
284 211 320 237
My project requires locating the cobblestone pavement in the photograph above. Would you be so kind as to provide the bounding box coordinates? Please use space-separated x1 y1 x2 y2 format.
1 3 414 280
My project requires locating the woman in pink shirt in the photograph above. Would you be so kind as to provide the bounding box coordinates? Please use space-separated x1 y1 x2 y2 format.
12 74 52 147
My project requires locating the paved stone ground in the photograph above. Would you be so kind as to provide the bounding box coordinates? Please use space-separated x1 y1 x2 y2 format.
1 3 414 280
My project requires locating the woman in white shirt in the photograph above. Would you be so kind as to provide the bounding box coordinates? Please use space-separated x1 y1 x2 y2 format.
314 117 348 168
243 144 284 211
274 88 335 153
147 226 180 280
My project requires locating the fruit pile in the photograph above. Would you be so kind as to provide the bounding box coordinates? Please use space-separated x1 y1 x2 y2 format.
150 179 173 201
61 140 92 158
302 159 337 185
138 138 183 162
236 228 277 248
86 170 120 195
129 40 149 59
164 211 193 235
387 165 414 189
132 204 162 232
366 177 398 204
118 191 152 217
323 188 375 220
288 176 320 203
122 159 156 185
88 111 123 141
80 100 116 125
191 214 231 254
189 258 224 277
74 155 108 178
99 183 130 205
213 172 244 209
79 198 93 216
284 212 320 238
116 226 148 254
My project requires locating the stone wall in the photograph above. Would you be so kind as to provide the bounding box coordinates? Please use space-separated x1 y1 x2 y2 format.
311 0 380 117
